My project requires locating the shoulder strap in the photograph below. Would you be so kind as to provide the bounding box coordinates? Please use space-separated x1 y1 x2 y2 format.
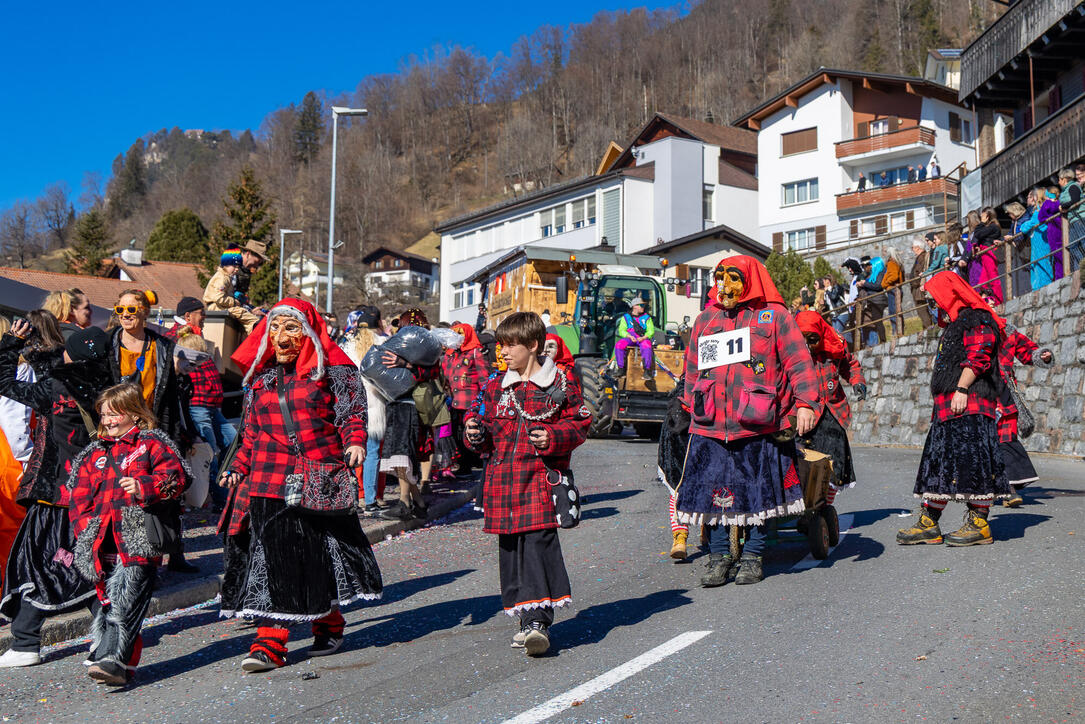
75 402 98 440
276 366 300 444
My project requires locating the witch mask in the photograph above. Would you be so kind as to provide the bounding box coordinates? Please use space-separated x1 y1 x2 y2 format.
269 315 306 364
715 267 745 309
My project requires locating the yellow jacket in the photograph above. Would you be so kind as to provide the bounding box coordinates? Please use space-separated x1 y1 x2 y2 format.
203 267 261 332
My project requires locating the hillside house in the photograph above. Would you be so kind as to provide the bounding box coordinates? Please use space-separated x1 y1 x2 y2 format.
733 68 976 258
283 251 344 306
361 247 438 301
434 113 761 323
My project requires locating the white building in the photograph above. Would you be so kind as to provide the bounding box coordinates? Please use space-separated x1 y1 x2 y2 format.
361 246 438 301
283 251 344 306
434 113 761 323
924 49 962 90
733 68 977 257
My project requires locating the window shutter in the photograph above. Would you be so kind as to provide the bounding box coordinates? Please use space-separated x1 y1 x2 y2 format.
888 115 900 132
781 128 818 156
815 225 827 250
1023 107 1033 132
949 112 961 142
772 232 783 253
875 215 888 235
906 210 915 229
1048 85 1062 115
857 121 869 138
849 219 859 239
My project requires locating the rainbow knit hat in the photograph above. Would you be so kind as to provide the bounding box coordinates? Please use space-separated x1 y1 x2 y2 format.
220 247 243 267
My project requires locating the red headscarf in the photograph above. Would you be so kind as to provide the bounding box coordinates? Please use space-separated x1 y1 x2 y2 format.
795 310 848 359
452 322 481 352
233 298 354 383
923 271 1007 334
545 333 574 368
713 255 786 307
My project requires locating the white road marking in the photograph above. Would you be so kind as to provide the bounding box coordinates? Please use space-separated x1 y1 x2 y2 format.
789 512 854 571
502 630 713 724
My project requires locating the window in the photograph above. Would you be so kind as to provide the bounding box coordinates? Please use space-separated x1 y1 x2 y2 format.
870 118 889 135
890 212 908 232
702 186 714 222
782 178 819 206
452 282 477 309
572 200 585 228
785 227 817 251
960 118 973 144
570 197 596 229
554 205 565 234
540 209 553 237
395 259 403 268
587 196 597 225
780 127 818 156
949 111 973 144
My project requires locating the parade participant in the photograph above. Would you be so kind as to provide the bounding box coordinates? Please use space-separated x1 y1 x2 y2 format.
174 327 233 506
676 255 820 588
657 380 692 559
442 322 491 475
614 298 656 379
67 383 190 685
898 271 1010 547
341 305 389 516
168 296 207 337
43 289 92 340
0 324 113 668
542 333 575 374
203 241 267 333
996 325 1052 507
794 311 868 502
465 312 590 656
221 299 382 672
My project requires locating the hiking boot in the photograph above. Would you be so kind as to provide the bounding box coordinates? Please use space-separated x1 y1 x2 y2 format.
670 530 688 560
945 508 993 546
1003 486 1023 508
379 501 412 521
241 650 281 673
309 635 343 657
523 622 550 657
734 555 763 585
510 622 528 649
699 553 734 587
87 660 128 686
896 510 944 545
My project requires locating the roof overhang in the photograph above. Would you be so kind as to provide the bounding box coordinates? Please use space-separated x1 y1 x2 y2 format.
465 246 663 285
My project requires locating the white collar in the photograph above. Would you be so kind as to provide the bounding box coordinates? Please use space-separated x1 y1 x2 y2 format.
501 356 556 389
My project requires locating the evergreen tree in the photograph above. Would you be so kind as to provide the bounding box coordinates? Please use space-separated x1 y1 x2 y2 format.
205 167 277 304
110 141 147 218
66 209 112 275
812 256 843 285
145 208 210 262
765 249 815 306
294 91 324 165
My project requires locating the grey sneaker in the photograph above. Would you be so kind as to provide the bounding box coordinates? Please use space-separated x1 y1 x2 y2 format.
734 555 763 585
699 553 734 588
523 622 550 656
510 623 527 649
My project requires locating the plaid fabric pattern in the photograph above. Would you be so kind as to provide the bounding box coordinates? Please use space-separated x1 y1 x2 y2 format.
228 365 367 502
187 358 224 408
68 428 186 569
466 364 590 535
931 324 998 422
441 347 491 411
682 303 821 442
811 350 865 429
998 330 1037 383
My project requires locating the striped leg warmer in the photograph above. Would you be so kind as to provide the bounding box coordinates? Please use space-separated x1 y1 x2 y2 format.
252 626 289 667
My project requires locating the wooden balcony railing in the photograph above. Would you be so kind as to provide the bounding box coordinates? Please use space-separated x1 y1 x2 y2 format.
836 177 958 213
835 126 936 159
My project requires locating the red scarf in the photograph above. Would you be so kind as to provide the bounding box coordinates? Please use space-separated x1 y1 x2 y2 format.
546 333 574 368
795 310 847 359
713 255 786 307
452 322 481 352
923 271 1007 335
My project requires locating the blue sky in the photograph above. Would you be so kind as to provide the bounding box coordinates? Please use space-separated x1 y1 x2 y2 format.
0 1 679 210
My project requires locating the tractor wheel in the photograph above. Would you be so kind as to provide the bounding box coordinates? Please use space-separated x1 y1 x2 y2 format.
633 422 662 441
575 358 614 438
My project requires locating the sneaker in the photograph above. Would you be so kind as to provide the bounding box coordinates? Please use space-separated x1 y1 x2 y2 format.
362 503 383 517
734 555 763 585
945 508 993 546
241 650 281 673
87 660 128 686
510 623 528 649
523 622 550 657
699 553 733 587
379 501 412 521
670 530 688 560
0 649 41 668
309 635 343 657
896 510 944 545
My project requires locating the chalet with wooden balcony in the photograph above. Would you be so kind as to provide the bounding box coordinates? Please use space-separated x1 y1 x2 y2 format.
959 0 1085 210
733 68 975 256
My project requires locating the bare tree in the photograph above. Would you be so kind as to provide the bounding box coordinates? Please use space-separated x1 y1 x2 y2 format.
36 181 73 249
0 201 42 268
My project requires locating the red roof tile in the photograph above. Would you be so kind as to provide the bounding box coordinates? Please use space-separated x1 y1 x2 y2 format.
0 260 204 311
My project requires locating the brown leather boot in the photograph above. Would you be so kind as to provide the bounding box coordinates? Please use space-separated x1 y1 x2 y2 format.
944 508 993 546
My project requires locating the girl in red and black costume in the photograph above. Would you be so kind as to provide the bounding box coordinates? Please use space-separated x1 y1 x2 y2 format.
995 325 1052 507
676 255 820 587
898 271 1011 547
794 311 868 503
442 322 491 475
220 299 382 672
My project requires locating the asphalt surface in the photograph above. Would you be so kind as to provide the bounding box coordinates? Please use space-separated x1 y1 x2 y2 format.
0 437 1082 723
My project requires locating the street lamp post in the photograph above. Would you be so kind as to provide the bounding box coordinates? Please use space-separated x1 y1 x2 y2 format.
278 228 302 300
327 105 368 313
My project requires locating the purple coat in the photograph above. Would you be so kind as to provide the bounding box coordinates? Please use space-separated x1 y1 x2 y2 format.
1039 197 1064 280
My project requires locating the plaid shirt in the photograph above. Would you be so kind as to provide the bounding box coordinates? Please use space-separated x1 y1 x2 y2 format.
187 358 224 408
441 347 491 411
683 302 820 442
931 323 998 422
68 428 186 572
466 359 590 535
228 364 366 503
810 350 865 429
995 330 1038 441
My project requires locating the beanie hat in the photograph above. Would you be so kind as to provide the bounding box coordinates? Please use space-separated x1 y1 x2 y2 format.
65 326 110 363
221 247 243 267
176 296 204 316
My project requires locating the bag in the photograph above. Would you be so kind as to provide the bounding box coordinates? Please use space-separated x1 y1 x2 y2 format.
1010 378 1036 439
359 344 417 401
546 467 581 529
413 379 451 427
277 367 358 515
184 440 213 507
381 325 444 367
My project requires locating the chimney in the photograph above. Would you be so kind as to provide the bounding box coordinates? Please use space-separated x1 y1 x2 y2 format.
120 248 143 266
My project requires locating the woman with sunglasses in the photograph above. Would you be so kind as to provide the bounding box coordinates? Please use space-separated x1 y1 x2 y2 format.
108 290 196 573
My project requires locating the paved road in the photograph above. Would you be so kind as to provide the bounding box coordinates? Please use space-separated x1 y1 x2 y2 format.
1 438 1082 723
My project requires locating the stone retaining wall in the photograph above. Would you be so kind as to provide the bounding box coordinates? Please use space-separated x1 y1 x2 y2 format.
849 269 1085 456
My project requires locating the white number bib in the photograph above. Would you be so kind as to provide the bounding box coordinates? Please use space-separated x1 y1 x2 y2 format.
697 327 751 370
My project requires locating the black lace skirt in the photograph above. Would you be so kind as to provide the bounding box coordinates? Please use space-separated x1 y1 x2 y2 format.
1000 440 1038 486
914 414 1010 501
220 496 382 622
800 411 856 488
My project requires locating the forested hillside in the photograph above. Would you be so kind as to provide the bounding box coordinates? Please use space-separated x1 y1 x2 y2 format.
0 0 997 307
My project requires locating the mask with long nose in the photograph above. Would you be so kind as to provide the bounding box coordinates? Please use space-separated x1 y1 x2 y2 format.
715 267 745 309
268 315 306 364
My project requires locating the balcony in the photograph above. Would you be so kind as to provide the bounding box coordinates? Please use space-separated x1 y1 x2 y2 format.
836 177 958 214
835 126 936 166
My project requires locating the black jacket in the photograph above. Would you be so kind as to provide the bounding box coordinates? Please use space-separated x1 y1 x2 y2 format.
0 334 112 505
108 327 185 444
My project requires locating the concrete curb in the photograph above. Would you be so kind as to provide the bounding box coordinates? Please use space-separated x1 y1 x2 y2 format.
0 484 479 653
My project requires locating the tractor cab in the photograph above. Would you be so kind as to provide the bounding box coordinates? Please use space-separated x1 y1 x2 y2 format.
574 270 665 359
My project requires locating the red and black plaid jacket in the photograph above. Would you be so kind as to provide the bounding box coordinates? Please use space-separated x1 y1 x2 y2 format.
466 358 590 535
68 427 187 574
228 364 367 503
441 347 491 411
931 324 999 423
187 358 224 408
995 330 1039 442
810 350 865 429
682 302 821 442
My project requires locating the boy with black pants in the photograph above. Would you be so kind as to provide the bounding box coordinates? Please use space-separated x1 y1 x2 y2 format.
466 312 590 656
